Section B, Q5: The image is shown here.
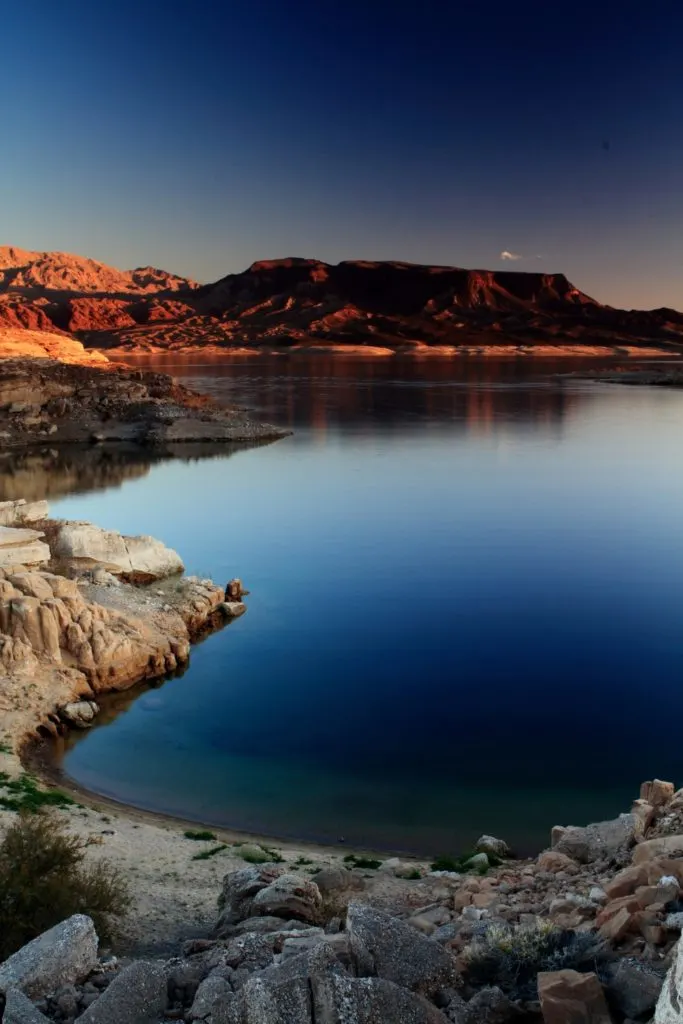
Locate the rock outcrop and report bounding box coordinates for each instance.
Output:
[51,523,184,580]
[0,358,288,448]
[0,500,235,749]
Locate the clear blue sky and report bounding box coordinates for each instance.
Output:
[2,0,682,309]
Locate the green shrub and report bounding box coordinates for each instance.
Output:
[295,856,314,866]
[0,813,130,959]
[0,772,75,813]
[463,921,606,1000]
[192,844,228,861]
[431,850,501,875]
[343,854,382,870]
[404,868,422,880]
[184,830,217,841]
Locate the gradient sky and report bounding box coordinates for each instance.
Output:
[2,0,682,309]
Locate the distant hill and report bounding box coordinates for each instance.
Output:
[1,249,681,352]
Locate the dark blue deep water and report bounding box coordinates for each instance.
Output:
[50,357,683,855]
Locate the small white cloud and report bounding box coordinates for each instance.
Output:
[534,254,546,261]
[500,250,522,261]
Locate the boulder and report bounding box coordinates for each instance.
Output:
[379,858,423,879]
[215,865,286,931]
[553,814,640,865]
[475,835,510,859]
[0,500,49,528]
[233,974,312,1023]
[655,935,683,1023]
[251,874,323,924]
[631,798,657,832]
[0,988,52,1024]
[59,700,99,728]
[537,850,579,874]
[310,972,448,1024]
[634,836,683,864]
[456,986,512,1024]
[0,526,50,569]
[78,961,168,1024]
[641,780,675,808]
[603,959,664,1020]
[463,853,489,871]
[538,969,612,1024]
[312,866,365,893]
[0,915,97,999]
[346,902,458,996]
[52,522,184,579]
[188,975,235,1022]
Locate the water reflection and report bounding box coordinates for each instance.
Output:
[0,440,274,502]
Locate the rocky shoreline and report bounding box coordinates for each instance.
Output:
[0,357,289,449]
[2,502,683,1020]
[2,778,683,1023]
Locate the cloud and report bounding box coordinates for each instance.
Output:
[500,250,522,261]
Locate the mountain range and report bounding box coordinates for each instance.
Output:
[0,247,681,353]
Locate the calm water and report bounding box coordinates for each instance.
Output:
[42,356,683,856]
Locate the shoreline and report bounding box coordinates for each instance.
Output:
[24,735,398,863]
[102,342,679,359]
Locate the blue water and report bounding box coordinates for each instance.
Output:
[52,357,683,855]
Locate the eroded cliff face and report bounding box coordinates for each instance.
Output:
[1,248,682,351]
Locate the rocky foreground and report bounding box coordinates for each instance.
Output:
[2,781,683,1023]
[0,356,288,449]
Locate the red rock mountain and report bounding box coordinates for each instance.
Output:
[1,249,682,352]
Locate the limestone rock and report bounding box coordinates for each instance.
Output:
[634,835,683,864]
[78,961,168,1024]
[538,969,611,1024]
[234,974,311,1023]
[346,902,458,996]
[553,814,640,865]
[0,915,98,999]
[641,779,675,808]
[59,700,99,728]
[0,500,49,528]
[0,526,50,569]
[537,850,579,873]
[655,935,683,1023]
[475,835,510,859]
[52,522,184,579]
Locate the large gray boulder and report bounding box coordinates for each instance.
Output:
[215,866,286,932]
[78,960,168,1024]
[236,974,312,1023]
[604,959,664,1020]
[52,522,184,579]
[188,975,236,1023]
[1,988,51,1024]
[310,972,448,1024]
[656,938,683,1023]
[251,874,323,924]
[346,903,458,996]
[0,915,98,999]
[552,813,640,865]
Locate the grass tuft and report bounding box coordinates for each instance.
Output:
[192,844,228,861]
[343,854,382,870]
[0,772,75,813]
[184,829,217,841]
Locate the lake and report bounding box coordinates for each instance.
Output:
[41,356,683,856]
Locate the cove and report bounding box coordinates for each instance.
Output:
[50,356,683,856]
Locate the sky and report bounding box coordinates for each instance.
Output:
[1,0,682,309]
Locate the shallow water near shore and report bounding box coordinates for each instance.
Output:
[47,355,683,856]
